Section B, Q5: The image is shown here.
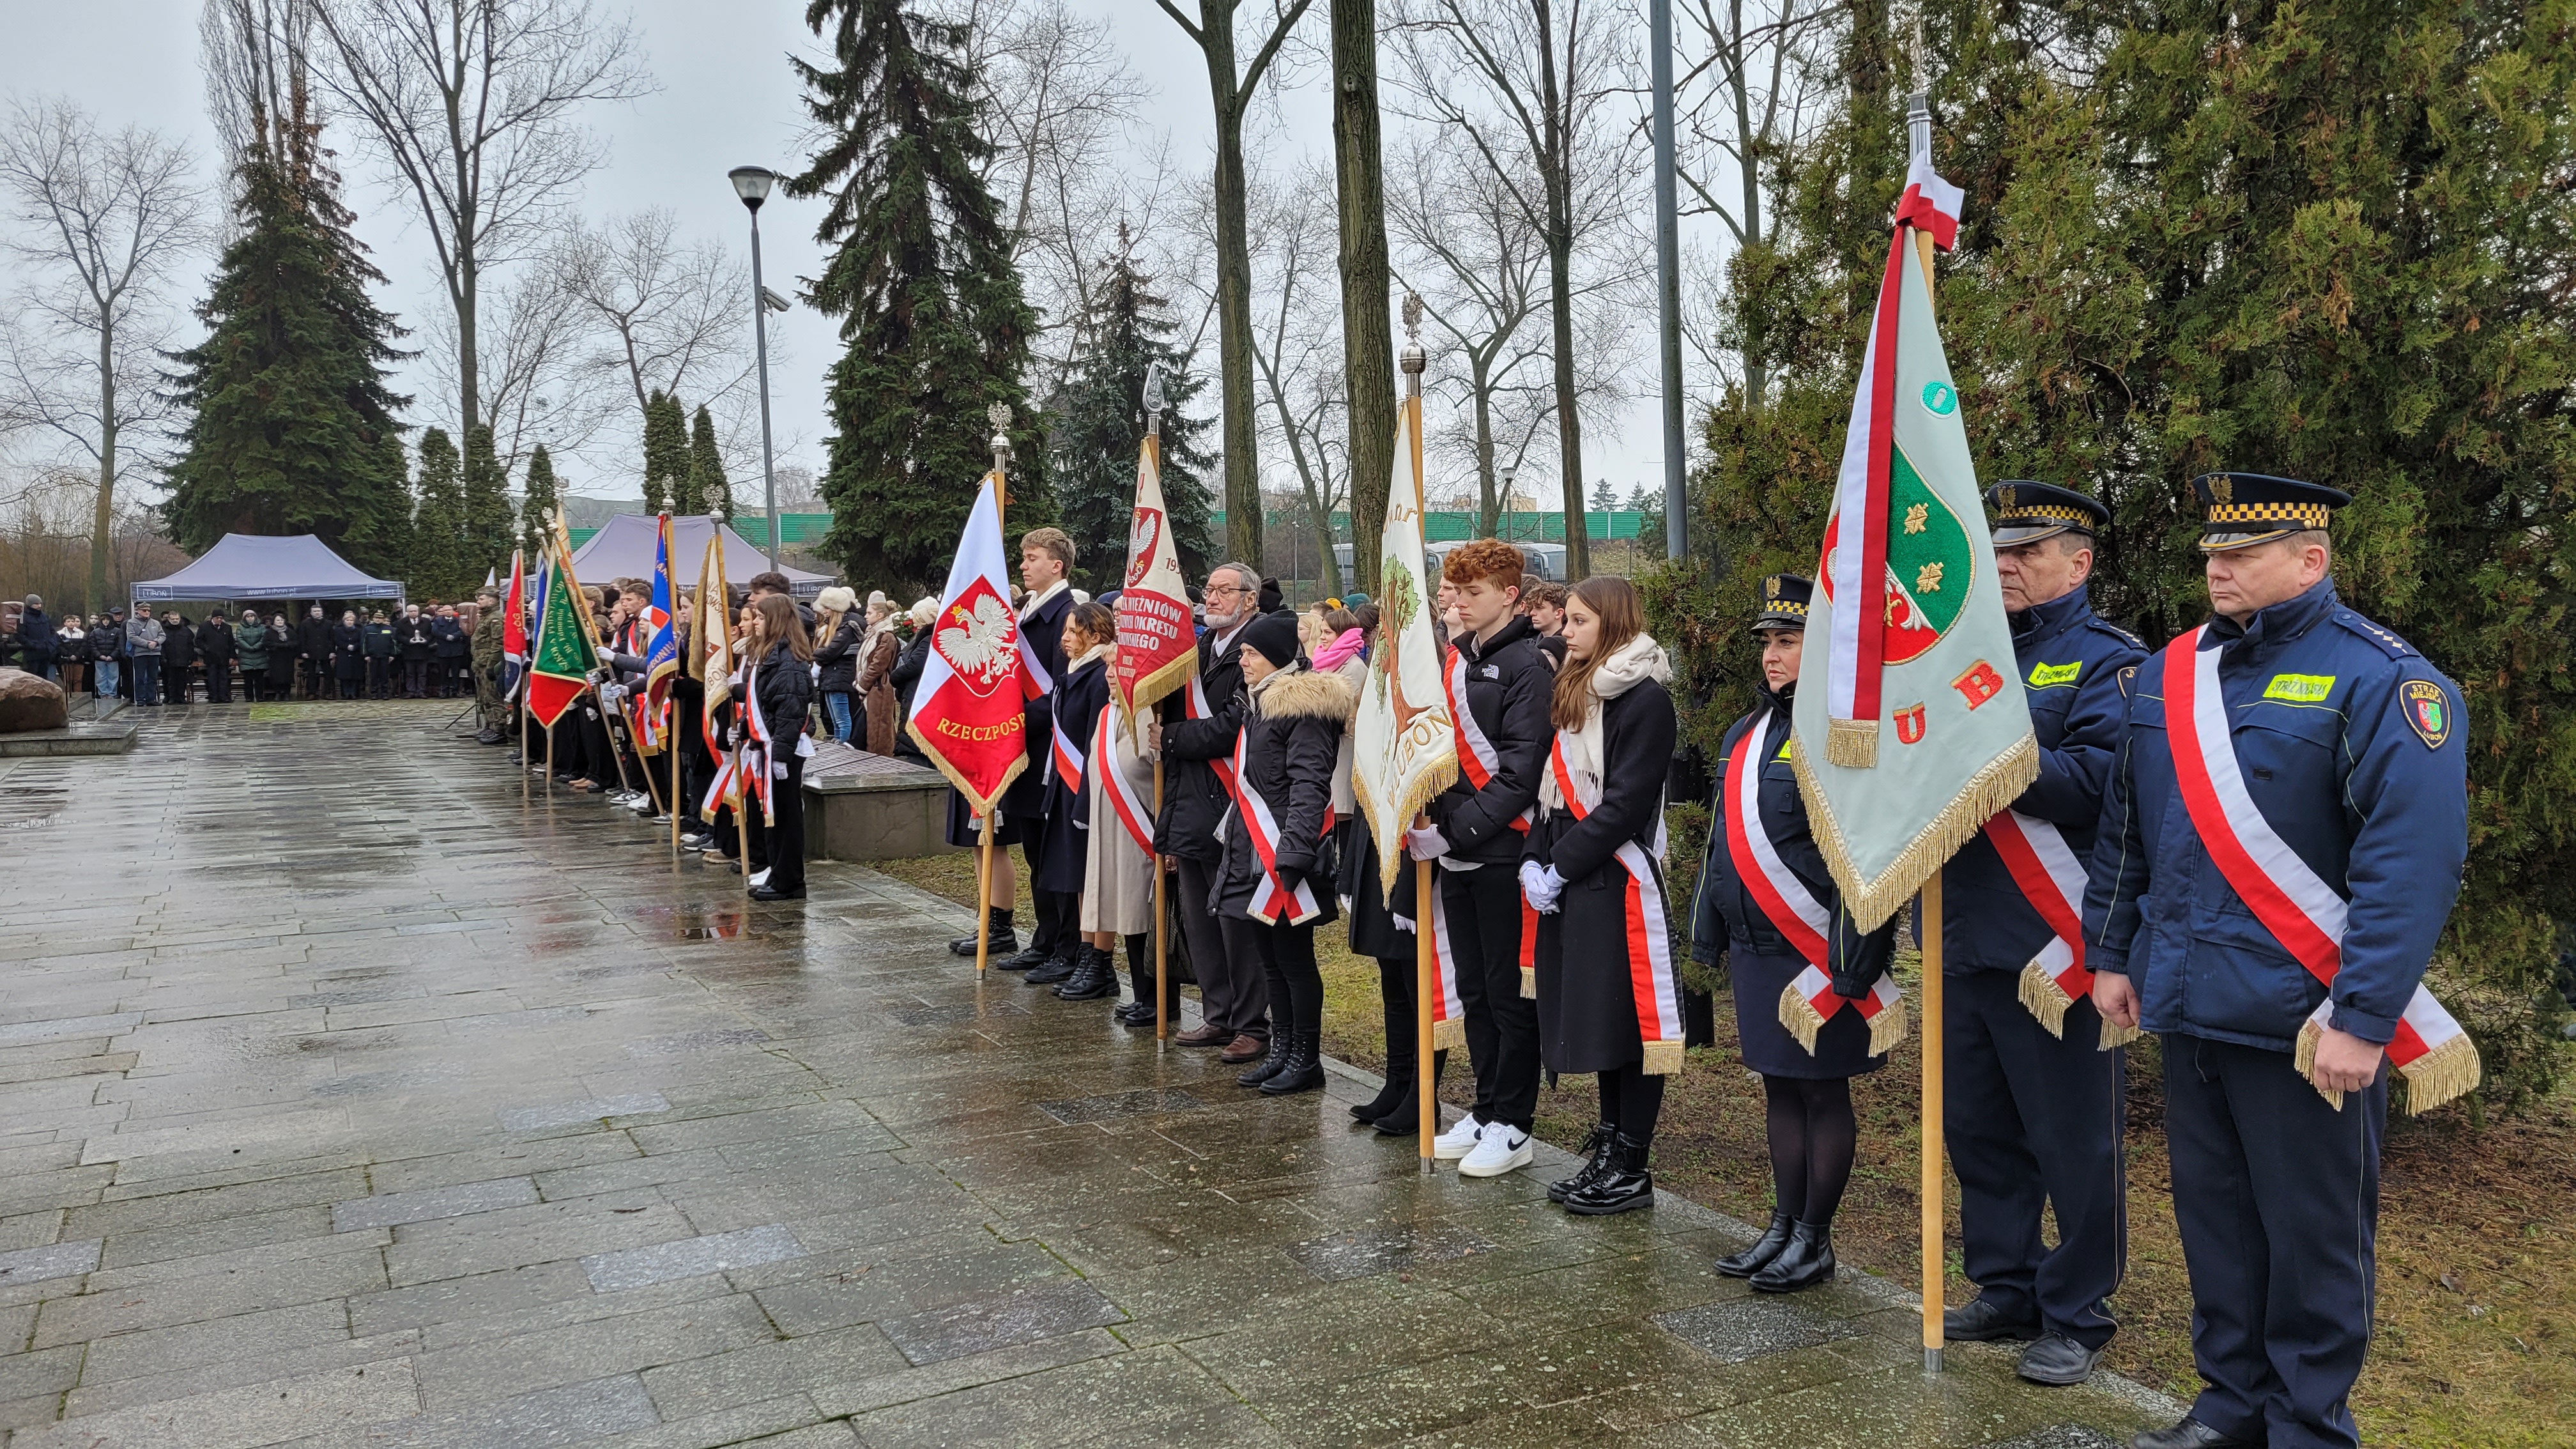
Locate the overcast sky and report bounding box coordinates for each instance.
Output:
[0,0,1666,508]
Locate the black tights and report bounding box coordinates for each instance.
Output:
[1254,919,1322,1038]
[1597,1065,1666,1144]
[1762,1074,1858,1225]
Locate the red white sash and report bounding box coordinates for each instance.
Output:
[1096,706,1156,856]
[2163,627,2477,1112]
[1230,727,1333,926]
[1546,734,1684,1072]
[739,661,775,826]
[1050,712,1085,795]
[1444,646,1531,832]
[1420,877,1468,1051]
[1721,710,1907,1057]
[1984,809,2136,1048]
[1186,673,1238,798]
[1016,585,1061,702]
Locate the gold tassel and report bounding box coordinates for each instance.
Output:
[2293,1020,2345,1112]
[1519,965,1537,1000]
[1351,752,1462,907]
[2398,1034,2481,1116]
[2019,960,2073,1039]
[1825,717,1879,769]
[1867,997,1910,1057]
[1432,1017,1466,1052]
[2098,1018,2143,1051]
[1777,984,1827,1054]
[1641,1039,1685,1076]
[1791,732,2041,930]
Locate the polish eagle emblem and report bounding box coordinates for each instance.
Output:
[935,585,1018,698]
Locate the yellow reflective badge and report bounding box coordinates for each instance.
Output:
[1774,739,1793,762]
[2262,673,2337,703]
[2027,660,2083,689]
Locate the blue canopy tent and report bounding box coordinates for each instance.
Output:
[130,533,405,606]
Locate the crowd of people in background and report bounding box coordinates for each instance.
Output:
[0,595,483,705]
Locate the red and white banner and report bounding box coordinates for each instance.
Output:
[2162,627,2478,1113]
[1114,437,1197,722]
[1547,735,1685,1073]
[1420,880,1467,1051]
[906,471,1031,816]
[1983,809,2136,1048]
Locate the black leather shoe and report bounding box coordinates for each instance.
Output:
[1547,1122,1615,1204]
[1715,1211,1795,1278]
[1237,1031,1294,1087]
[950,908,1016,958]
[2018,1332,2104,1386]
[2130,1416,2256,1449]
[995,942,1055,974]
[1748,1219,1835,1293]
[1944,1295,2042,1343]
[1259,1032,1324,1095]
[747,885,804,901]
[1054,947,1117,1000]
[1372,1049,1443,1137]
[1561,1133,1654,1216]
[1024,947,1078,985]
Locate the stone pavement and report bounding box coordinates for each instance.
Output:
[0,702,2176,1448]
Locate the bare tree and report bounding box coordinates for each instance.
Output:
[418,259,597,475]
[313,0,651,439]
[1153,0,1315,565]
[201,0,324,188]
[0,100,204,612]
[1246,160,1349,586]
[1390,0,1636,578]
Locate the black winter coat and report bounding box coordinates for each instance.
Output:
[1425,615,1551,864]
[1213,664,1351,925]
[1526,675,1678,1073]
[431,617,468,658]
[161,621,196,668]
[751,642,813,740]
[362,623,395,659]
[1002,586,1074,817]
[397,617,434,659]
[297,617,334,660]
[1155,620,1249,863]
[334,625,367,679]
[195,620,234,668]
[1037,651,1112,895]
[1688,682,1894,997]
[812,616,863,693]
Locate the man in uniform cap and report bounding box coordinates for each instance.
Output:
[2084,473,2471,1449]
[1938,482,2145,1385]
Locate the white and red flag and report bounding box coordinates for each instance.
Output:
[1114,434,1196,724]
[907,471,1031,815]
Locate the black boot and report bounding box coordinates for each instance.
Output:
[1716,1211,1796,1278]
[1260,1031,1324,1095]
[950,907,1016,958]
[1547,1122,1616,1204]
[1114,933,1160,1025]
[1748,1219,1836,1293]
[1351,991,1418,1123]
[1372,1048,1445,1136]
[1561,1133,1654,1216]
[1236,1029,1294,1087]
[1018,939,1077,981]
[1054,945,1117,1000]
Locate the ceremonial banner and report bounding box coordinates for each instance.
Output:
[691,535,734,762]
[499,550,526,704]
[1114,436,1195,724]
[907,471,1029,815]
[523,539,594,729]
[1350,391,1460,889]
[638,515,680,754]
[1792,160,2036,928]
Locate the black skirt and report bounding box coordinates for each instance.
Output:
[1729,946,1886,1080]
[944,786,1025,849]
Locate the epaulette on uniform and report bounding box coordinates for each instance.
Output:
[2087,617,2147,652]
[2331,609,2417,661]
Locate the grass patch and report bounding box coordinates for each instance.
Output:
[858,848,2572,1444]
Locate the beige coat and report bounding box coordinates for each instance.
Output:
[1081,698,1160,935]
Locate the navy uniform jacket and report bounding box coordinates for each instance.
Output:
[1943,587,2145,973]
[2080,579,2467,1052]
[1689,683,1895,994]
[1002,583,1074,818]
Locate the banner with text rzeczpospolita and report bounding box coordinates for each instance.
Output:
[907,471,1030,816]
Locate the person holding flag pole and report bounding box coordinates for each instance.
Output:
[498,549,527,804]
[1113,362,1199,1042]
[637,515,686,857]
[908,404,1036,970]
[522,530,610,811]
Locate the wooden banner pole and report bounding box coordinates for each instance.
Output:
[734,743,753,897]
[1153,758,1168,1048]
[1417,858,1436,1169]
[670,714,683,860]
[1922,872,1947,1372]
[975,815,997,972]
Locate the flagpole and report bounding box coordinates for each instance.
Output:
[1904,65,1948,1376]
[976,402,1014,975]
[1401,298,1437,1171]
[1144,383,1170,1050]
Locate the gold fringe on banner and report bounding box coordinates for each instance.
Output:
[2299,1020,2483,1116]
[1352,753,1461,908]
[2020,960,2075,1039]
[1825,717,1880,769]
[1779,985,1828,1054]
[1792,731,2041,930]
[1641,1039,1685,1075]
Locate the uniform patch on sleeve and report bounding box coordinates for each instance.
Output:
[2403,679,2451,749]
[2262,673,2337,703]
[2027,660,2083,688]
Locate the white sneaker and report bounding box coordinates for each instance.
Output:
[1431,1113,1484,1162]
[1457,1125,1533,1177]
[749,868,771,888]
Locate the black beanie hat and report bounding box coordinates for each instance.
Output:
[1240,611,1301,670]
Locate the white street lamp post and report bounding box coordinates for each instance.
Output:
[729,165,783,571]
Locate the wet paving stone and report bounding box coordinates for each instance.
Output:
[1283,1223,1501,1284]
[1652,1297,1864,1365]
[0,703,2180,1447]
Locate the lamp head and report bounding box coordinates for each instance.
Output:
[728,166,777,211]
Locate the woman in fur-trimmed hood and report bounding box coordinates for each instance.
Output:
[1213,611,1353,1098]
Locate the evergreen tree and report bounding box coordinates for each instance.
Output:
[341,431,415,585]
[689,406,733,520]
[410,428,466,598]
[788,0,1044,594]
[1046,245,1218,594]
[1588,480,1615,512]
[640,388,684,516]
[519,443,560,564]
[460,423,514,585]
[164,73,411,564]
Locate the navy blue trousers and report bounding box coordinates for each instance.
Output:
[1944,968,2126,1349]
[2166,1032,2384,1449]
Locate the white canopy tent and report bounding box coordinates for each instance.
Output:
[567,515,833,599]
[130,533,405,604]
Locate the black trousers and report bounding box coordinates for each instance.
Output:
[1945,968,2126,1349]
[750,755,806,892]
[206,663,232,703]
[1010,813,1075,959]
[366,658,391,697]
[2166,1032,2384,1449]
[306,656,328,698]
[401,657,427,696]
[1441,863,1539,1132]
[1174,855,1267,1039]
[1252,919,1321,1036]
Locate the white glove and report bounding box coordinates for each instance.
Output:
[1405,824,1450,862]
[1392,912,1415,935]
[1519,859,1564,915]
[595,645,615,664]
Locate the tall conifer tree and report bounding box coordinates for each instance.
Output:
[688,406,732,520]
[519,443,560,562]
[788,0,1043,594]
[640,388,679,515]
[1048,244,1216,594]
[165,66,410,572]
[460,423,514,584]
[411,427,465,597]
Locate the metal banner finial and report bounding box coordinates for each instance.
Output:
[988,401,1013,467]
[1400,292,1426,379]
